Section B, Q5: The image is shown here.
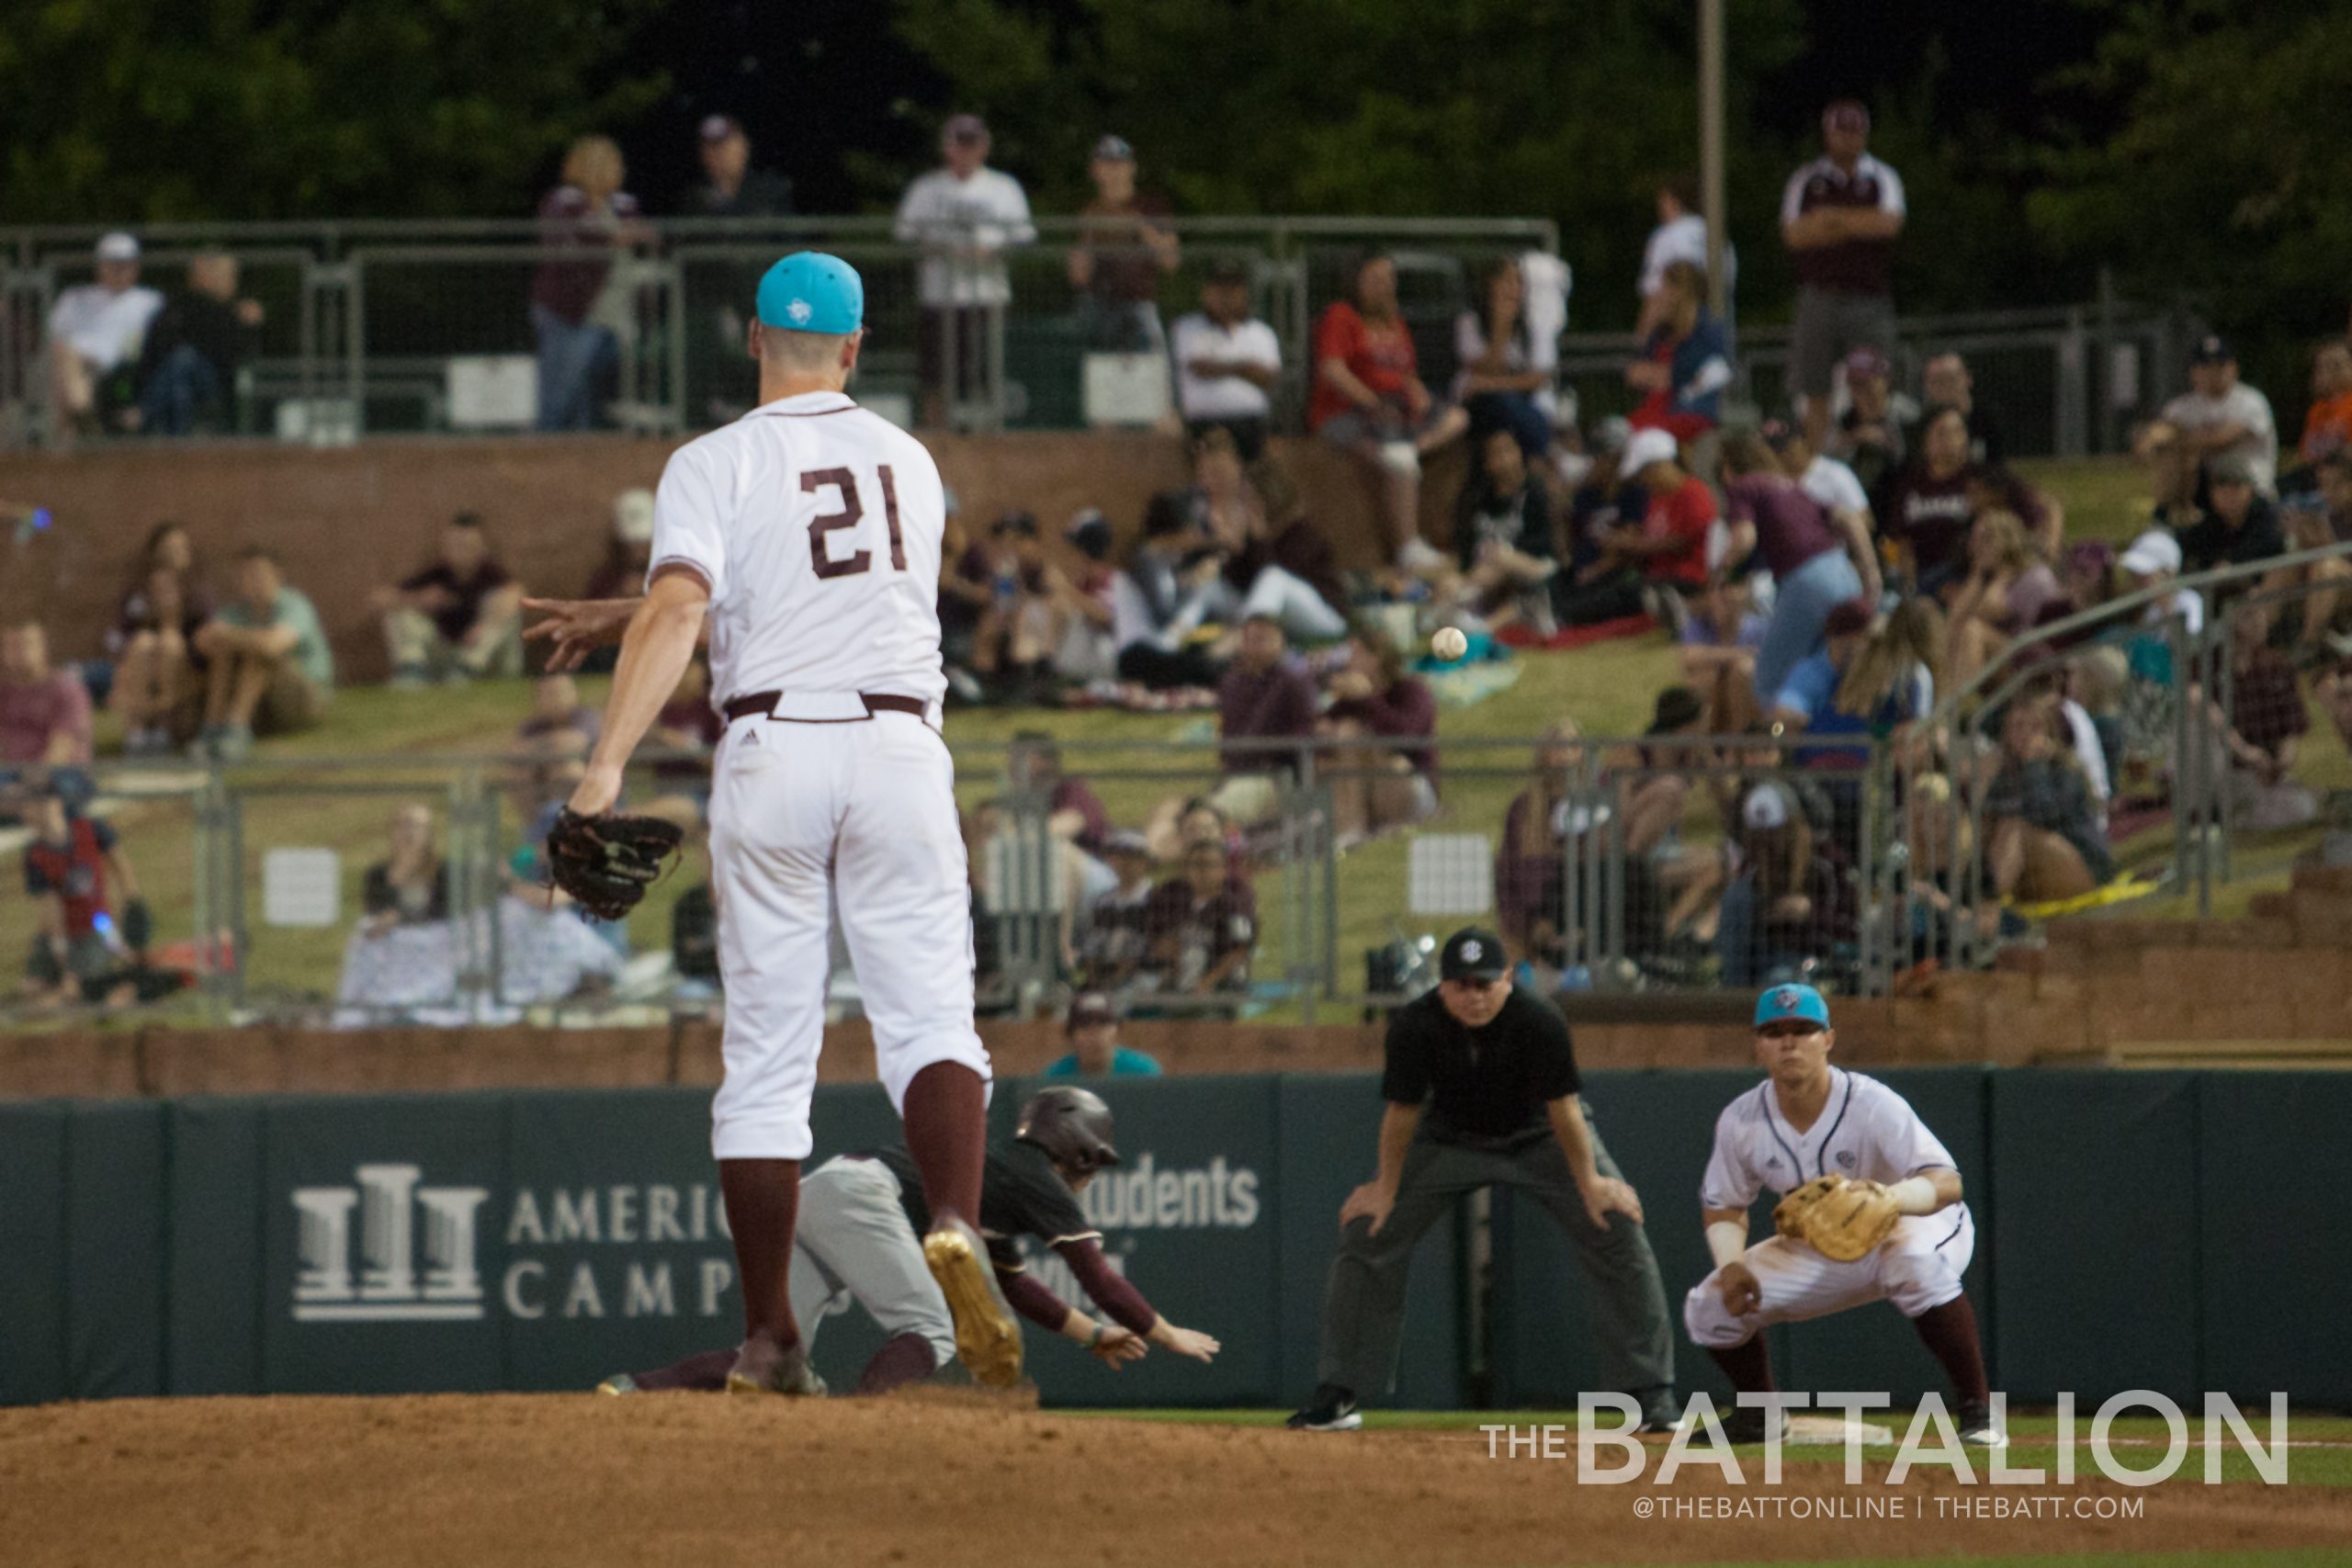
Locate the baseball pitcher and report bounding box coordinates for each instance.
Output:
[539,253,1011,1398]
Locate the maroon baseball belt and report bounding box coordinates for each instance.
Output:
[722,690,929,724]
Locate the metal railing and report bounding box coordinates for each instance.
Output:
[10,551,2343,1031]
[0,213,2188,456]
[0,214,1555,446]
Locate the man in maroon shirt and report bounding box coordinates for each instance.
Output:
[1321,626,1439,845]
[1010,730,1113,856]
[0,621,94,825]
[1206,614,1318,826]
[1781,101,1907,450]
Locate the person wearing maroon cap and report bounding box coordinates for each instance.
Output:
[1044,993,1164,1077]
[690,114,794,219]
[1782,101,1907,451]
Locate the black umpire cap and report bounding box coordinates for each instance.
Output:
[1440,927,1509,983]
[1018,1086,1122,1172]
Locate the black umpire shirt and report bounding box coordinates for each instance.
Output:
[871,1137,1102,1269]
[1381,988,1581,1148]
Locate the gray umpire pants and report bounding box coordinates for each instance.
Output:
[789,1156,958,1370]
[1316,1122,1676,1400]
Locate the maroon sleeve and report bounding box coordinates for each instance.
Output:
[1494,791,1542,939]
[1054,1237,1159,1335]
[1055,779,1114,847]
[996,1266,1072,1332]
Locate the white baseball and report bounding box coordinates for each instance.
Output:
[1431,626,1469,661]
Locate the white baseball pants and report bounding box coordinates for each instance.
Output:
[1683,1204,1975,1348]
[707,702,989,1160]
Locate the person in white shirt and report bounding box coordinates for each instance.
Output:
[45,231,164,445]
[2161,335,2278,497]
[894,113,1036,427]
[1170,259,1282,460]
[1637,176,1736,340]
[1453,256,1560,459]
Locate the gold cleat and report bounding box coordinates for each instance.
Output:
[923,1218,1023,1388]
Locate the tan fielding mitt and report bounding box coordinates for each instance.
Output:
[1771,1175,1902,1262]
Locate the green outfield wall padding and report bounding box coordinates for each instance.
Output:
[260,1092,511,1396]
[166,1099,266,1394]
[1002,1075,1284,1407]
[1990,1070,2200,1402]
[1275,1074,1464,1410]
[0,1104,70,1406]
[64,1101,167,1397]
[2197,1074,2352,1407]
[498,1088,741,1393]
[8,1068,2349,1411]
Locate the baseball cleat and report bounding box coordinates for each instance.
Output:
[1956,1400,2008,1448]
[1719,1405,1787,1445]
[724,1338,828,1398]
[1285,1386,1363,1432]
[595,1373,639,1396]
[923,1218,1023,1388]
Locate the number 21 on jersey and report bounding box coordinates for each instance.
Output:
[803,465,907,580]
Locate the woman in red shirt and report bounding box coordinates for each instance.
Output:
[1310,254,1468,570]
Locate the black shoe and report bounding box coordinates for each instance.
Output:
[1285,1384,1363,1431]
[1631,1388,1684,1435]
[1719,1404,1786,1444]
[1956,1399,2007,1448]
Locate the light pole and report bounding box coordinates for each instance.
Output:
[1699,0,1728,317]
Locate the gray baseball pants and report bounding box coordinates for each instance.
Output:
[790,1156,958,1369]
[1314,1122,1676,1401]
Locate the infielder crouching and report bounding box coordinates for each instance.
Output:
[1689,985,2003,1446]
[601,1089,1221,1395]
[542,252,1015,1399]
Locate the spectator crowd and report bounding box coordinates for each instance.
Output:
[17,95,2352,1026]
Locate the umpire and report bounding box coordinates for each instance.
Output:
[1288,927,1678,1430]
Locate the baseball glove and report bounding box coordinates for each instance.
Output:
[1771,1175,1902,1263]
[546,807,684,921]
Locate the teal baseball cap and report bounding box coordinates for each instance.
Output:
[755,252,864,334]
[1754,983,1832,1031]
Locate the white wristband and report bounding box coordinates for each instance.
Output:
[1888,1176,1939,1215]
[1706,1219,1749,1269]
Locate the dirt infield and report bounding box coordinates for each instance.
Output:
[1,1393,2345,1567]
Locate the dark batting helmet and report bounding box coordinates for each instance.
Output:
[1017,1087,1121,1173]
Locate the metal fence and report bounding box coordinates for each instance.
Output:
[1,214,2183,454]
[6,544,2340,1029]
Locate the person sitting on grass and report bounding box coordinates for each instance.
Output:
[1044,991,1164,1077]
[1136,838,1258,1009]
[1319,624,1439,848]
[359,805,451,939]
[21,787,147,1010]
[106,520,211,756]
[1074,830,1158,993]
[1447,427,1561,637]
[190,547,334,761]
[1678,578,1769,735]
[1981,688,2116,907]
[0,620,95,822]
[372,513,524,689]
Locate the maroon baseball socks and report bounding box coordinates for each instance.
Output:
[719,1156,804,1385]
[899,1061,987,1226]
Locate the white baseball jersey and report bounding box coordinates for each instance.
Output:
[1685,1068,1975,1344]
[657,387,989,1164]
[648,389,949,708]
[1700,1068,1958,1210]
